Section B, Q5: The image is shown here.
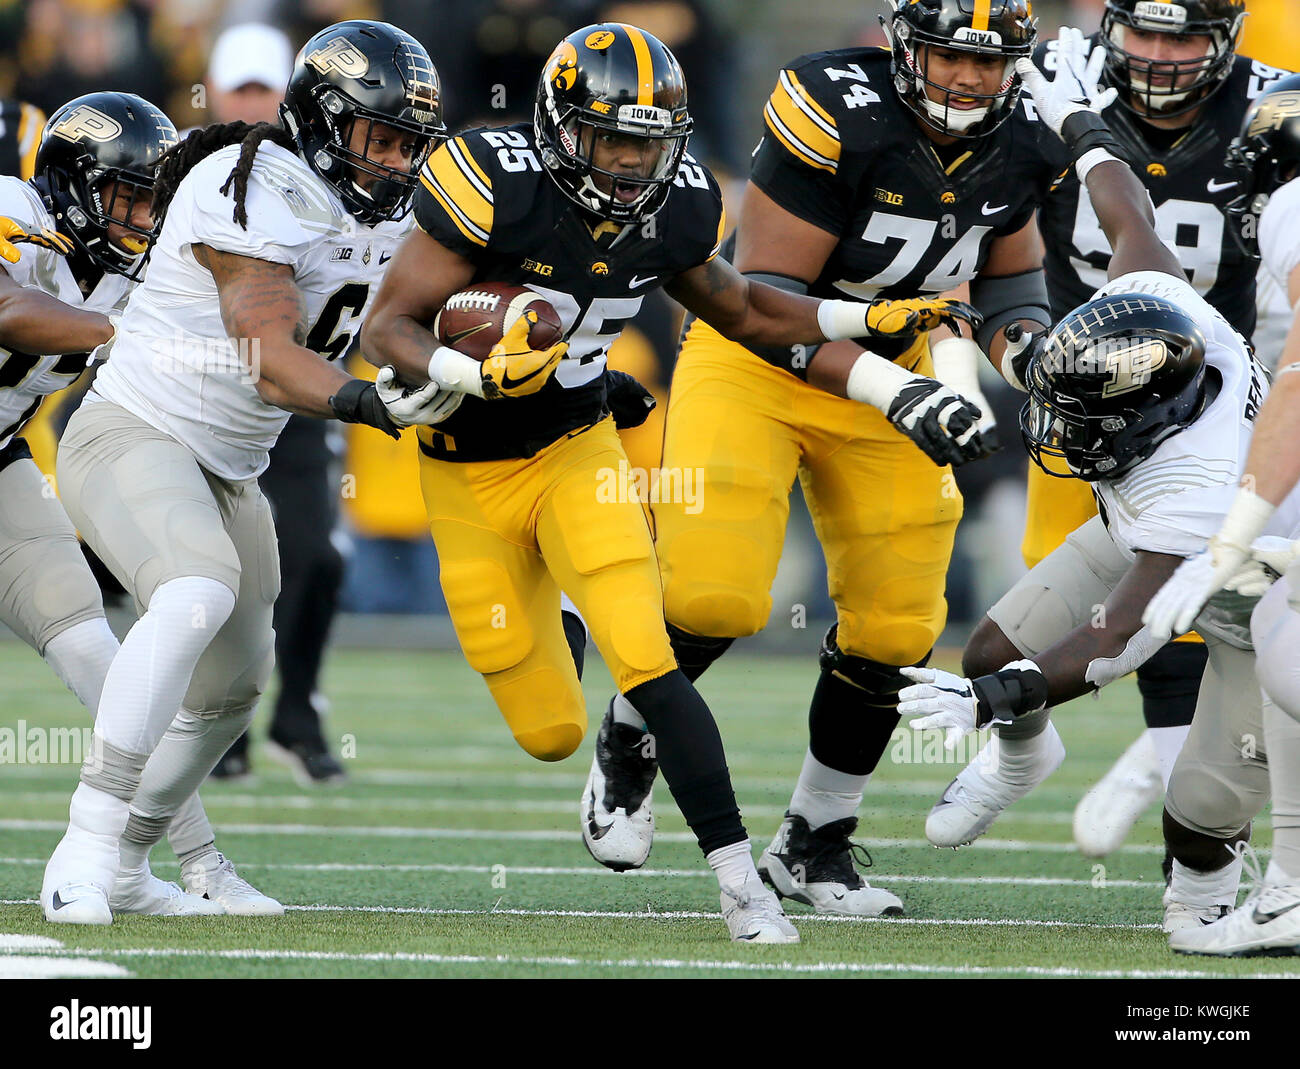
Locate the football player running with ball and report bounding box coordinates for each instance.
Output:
[41,21,457,925]
[2,92,281,919]
[1143,75,1300,955]
[362,23,982,943]
[898,40,1300,940]
[1021,1,1290,861]
[580,0,1052,917]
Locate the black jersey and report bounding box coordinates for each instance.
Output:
[1030,46,1291,338]
[412,123,725,462]
[750,49,1054,307]
[0,101,44,181]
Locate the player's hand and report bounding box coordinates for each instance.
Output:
[1000,322,1046,392]
[605,369,656,429]
[898,666,980,751]
[930,337,1001,453]
[1016,27,1117,138]
[1143,535,1254,640]
[479,311,567,400]
[1222,535,1299,598]
[885,376,988,467]
[375,365,464,427]
[864,297,983,341]
[0,216,75,263]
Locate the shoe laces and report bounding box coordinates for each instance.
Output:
[803,818,872,887]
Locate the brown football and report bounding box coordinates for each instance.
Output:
[433,283,564,362]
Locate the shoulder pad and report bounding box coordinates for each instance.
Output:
[418,129,508,249]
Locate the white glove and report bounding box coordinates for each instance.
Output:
[898,666,980,751]
[930,337,1000,451]
[1223,536,1300,598]
[375,365,464,427]
[1016,28,1117,138]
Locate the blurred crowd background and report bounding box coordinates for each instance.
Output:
[5,0,1299,637]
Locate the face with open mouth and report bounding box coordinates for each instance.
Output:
[100,179,156,258]
[921,44,1009,116]
[582,127,666,204]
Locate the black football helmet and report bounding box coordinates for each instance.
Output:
[881,0,1037,139]
[535,23,692,223]
[1020,293,1209,481]
[280,20,447,224]
[1100,0,1245,118]
[34,92,177,280]
[1224,73,1300,258]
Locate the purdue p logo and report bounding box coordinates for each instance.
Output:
[306,38,370,79]
[52,106,123,144]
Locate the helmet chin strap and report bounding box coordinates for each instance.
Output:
[921,93,991,133]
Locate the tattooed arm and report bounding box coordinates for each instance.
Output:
[196,244,352,417]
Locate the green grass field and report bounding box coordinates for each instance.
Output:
[1,640,1296,979]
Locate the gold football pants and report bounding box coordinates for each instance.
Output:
[654,320,962,666]
[418,417,676,761]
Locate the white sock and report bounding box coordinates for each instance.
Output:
[1169,855,1242,908]
[706,839,759,890]
[42,617,119,715]
[45,783,129,894]
[788,750,867,830]
[94,576,235,756]
[610,692,647,732]
[1148,725,1190,790]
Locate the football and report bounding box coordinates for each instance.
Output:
[433,283,564,361]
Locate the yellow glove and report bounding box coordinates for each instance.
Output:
[479,311,567,399]
[0,217,75,264]
[865,297,983,340]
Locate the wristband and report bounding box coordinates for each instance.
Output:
[816,299,870,342]
[971,659,1048,727]
[427,345,485,399]
[1217,486,1278,551]
[844,348,917,410]
[1076,147,1123,184]
[930,337,984,398]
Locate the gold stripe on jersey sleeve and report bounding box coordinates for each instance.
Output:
[420,138,493,246]
[763,71,840,173]
[18,103,46,183]
[706,204,728,261]
[973,0,992,31]
[624,24,654,105]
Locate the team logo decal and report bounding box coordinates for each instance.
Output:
[590,261,609,275]
[52,106,123,144]
[585,30,616,50]
[306,38,370,79]
[940,191,956,204]
[1146,162,1168,177]
[1099,338,1170,397]
[1248,92,1300,138]
[547,42,579,91]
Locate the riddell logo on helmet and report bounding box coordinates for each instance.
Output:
[954,27,1002,46]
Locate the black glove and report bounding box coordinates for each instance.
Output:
[886,378,987,468]
[606,369,656,430]
[328,379,401,440]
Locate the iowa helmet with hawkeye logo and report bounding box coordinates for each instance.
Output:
[1224,73,1300,258]
[34,91,177,281]
[535,23,693,224]
[280,20,447,224]
[1020,293,1208,481]
[1100,0,1245,118]
[882,0,1037,139]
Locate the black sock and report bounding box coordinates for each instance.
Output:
[625,669,745,855]
[1138,642,1208,729]
[561,609,587,680]
[665,622,734,683]
[807,667,901,777]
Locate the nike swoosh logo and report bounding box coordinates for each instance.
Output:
[379,251,392,265]
[51,890,71,910]
[830,891,845,901]
[628,274,657,289]
[1207,179,1237,193]
[1253,899,1300,924]
[586,802,614,841]
[447,323,493,346]
[982,202,1008,216]
[498,363,551,392]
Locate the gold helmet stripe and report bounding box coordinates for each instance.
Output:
[622,23,655,106]
[973,0,992,32]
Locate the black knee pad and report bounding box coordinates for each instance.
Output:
[1163,807,1249,872]
[1138,642,1208,728]
[665,622,734,683]
[561,609,587,679]
[818,625,931,713]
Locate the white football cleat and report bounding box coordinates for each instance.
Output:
[926,722,1066,847]
[759,812,904,916]
[580,702,656,871]
[1171,880,1300,956]
[720,875,800,944]
[42,882,112,926]
[1073,731,1163,858]
[1163,852,1242,933]
[182,851,284,916]
[110,864,225,916]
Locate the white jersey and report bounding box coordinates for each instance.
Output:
[92,141,411,480]
[0,176,130,450]
[1255,176,1300,372]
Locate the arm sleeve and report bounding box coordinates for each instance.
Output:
[413,134,496,257]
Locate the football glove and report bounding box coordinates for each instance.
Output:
[480,311,567,400]
[899,661,1048,750]
[374,365,464,426]
[864,297,983,341]
[886,377,989,467]
[328,379,401,440]
[0,217,75,263]
[999,322,1045,392]
[1016,28,1117,139]
[606,369,656,429]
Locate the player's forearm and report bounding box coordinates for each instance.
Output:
[804,339,864,397]
[1241,367,1300,506]
[360,311,438,385]
[1085,160,1184,281]
[0,287,112,354]
[253,339,352,418]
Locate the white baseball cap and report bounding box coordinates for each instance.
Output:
[208,23,294,94]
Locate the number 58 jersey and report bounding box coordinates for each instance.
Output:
[92,140,411,481]
[749,49,1053,306]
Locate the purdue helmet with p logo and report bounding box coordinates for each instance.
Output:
[34,91,177,280]
[280,20,447,224]
[1020,293,1209,481]
[534,23,693,223]
[1224,73,1300,258]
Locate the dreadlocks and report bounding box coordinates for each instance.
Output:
[151,121,298,230]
